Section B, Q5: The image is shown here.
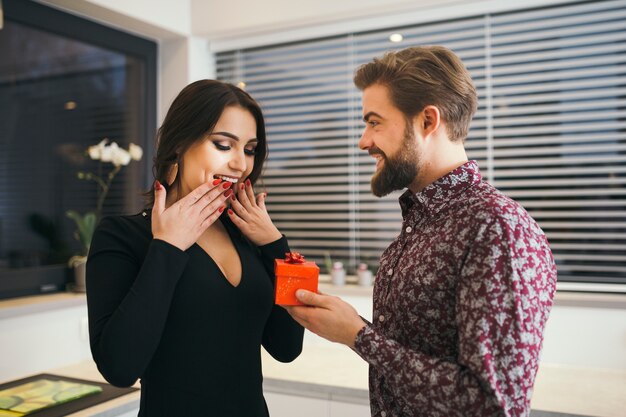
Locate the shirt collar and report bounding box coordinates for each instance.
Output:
[399,160,482,218]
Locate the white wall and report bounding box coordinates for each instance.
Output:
[35,0,213,124]
[191,0,463,38]
[37,0,191,38]
[194,0,586,51]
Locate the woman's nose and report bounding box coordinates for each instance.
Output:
[229,150,247,172]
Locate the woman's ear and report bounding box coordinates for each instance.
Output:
[167,163,178,186]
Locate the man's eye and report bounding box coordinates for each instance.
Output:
[369,120,379,127]
[214,142,231,151]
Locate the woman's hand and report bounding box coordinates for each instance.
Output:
[228,179,282,246]
[152,179,232,251]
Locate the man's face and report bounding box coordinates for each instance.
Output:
[359,84,422,197]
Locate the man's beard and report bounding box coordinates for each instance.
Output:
[370,123,421,197]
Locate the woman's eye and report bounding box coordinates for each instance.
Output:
[244,147,257,156]
[213,142,231,151]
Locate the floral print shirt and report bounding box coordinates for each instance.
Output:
[354,161,557,417]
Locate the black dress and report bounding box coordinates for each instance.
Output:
[86,212,304,416]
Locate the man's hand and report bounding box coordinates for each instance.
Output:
[284,290,366,348]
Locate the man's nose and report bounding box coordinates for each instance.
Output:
[358,130,371,150]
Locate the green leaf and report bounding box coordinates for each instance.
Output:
[66,210,97,254]
[323,251,333,274]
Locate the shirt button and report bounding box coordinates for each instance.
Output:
[379,315,385,322]
[381,412,387,417]
[405,226,412,233]
[387,269,393,276]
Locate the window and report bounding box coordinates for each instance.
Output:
[216,0,626,286]
[0,0,156,297]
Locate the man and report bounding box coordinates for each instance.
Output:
[285,46,557,417]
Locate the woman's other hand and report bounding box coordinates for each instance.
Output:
[228,179,282,246]
[152,179,232,251]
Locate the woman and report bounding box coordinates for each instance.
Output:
[86,80,304,416]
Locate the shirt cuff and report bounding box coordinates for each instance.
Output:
[353,324,375,359]
[258,235,290,260]
[151,238,189,256]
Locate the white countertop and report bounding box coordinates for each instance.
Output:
[3,284,625,321]
[0,292,86,319]
[2,292,625,416]
[7,344,619,417]
[262,344,369,403]
[262,343,626,417]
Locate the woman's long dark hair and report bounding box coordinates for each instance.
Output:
[144,80,268,209]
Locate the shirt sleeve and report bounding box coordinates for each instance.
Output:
[86,216,189,387]
[258,236,304,362]
[353,215,555,416]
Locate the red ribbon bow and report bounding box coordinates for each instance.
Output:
[284,252,305,264]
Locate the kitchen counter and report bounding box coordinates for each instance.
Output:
[3,345,621,417]
[0,292,86,319]
[3,283,625,320]
[2,292,625,416]
[261,344,626,417]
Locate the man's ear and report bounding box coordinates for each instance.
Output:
[421,105,441,137]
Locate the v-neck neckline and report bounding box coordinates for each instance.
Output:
[193,217,245,289]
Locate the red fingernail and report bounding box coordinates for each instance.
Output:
[245,179,251,187]
[228,209,234,215]
[231,194,236,201]
[224,189,233,198]
[155,180,163,191]
[212,178,222,186]
[218,206,225,213]
[222,181,232,189]
[240,183,244,190]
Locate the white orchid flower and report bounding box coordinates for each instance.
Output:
[70,138,142,255]
[128,143,143,161]
[87,138,108,160]
[87,145,101,160]
[112,147,132,167]
[100,142,118,162]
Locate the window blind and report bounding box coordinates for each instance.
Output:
[216,0,626,285]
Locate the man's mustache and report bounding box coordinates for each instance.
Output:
[368,148,385,158]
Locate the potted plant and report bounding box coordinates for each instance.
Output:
[67,139,143,291]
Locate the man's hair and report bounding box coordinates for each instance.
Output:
[353,45,477,142]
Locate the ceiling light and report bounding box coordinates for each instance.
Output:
[389,33,403,43]
[64,101,77,110]
[237,81,246,89]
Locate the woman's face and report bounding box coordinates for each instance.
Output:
[178,106,258,196]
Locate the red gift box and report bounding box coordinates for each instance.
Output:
[274,252,319,305]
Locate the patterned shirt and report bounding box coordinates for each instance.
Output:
[354,161,557,417]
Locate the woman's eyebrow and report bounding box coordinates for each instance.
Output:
[210,131,258,143]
